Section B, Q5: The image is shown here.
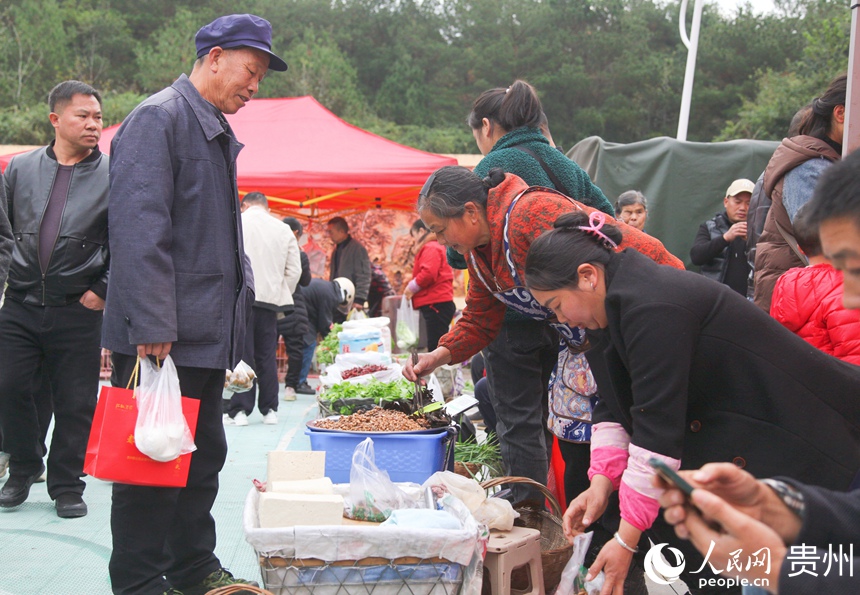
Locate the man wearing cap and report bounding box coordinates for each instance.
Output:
[690,178,755,296]
[101,13,287,595]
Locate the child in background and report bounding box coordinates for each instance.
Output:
[770,204,860,365]
[614,190,648,231]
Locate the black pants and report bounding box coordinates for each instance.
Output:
[0,366,54,456]
[484,319,558,503]
[227,306,278,416]
[277,307,308,389]
[109,352,228,595]
[0,298,101,498]
[418,300,456,351]
[557,439,591,506]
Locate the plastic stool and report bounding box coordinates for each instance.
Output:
[483,526,543,595]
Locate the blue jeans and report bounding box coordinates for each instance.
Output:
[299,342,316,385]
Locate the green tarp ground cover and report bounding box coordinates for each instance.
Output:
[568,136,779,268]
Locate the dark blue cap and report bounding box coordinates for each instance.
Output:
[195,14,288,72]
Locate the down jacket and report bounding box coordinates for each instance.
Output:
[771,263,860,366]
[753,136,839,311]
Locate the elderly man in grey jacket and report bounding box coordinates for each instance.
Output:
[101,14,287,595]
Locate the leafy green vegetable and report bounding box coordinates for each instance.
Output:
[315,323,343,366]
[320,378,413,404]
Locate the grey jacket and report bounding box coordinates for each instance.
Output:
[3,145,109,305]
[0,173,12,286]
[329,235,371,303]
[102,74,253,369]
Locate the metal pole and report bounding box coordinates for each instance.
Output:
[845,0,860,155]
[677,0,704,141]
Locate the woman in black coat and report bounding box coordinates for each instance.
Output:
[524,211,860,595]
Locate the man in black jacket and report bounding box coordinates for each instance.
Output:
[278,217,312,400]
[0,80,109,518]
[690,179,754,295]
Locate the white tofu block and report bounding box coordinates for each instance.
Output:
[269,478,334,494]
[258,493,344,528]
[267,450,326,483]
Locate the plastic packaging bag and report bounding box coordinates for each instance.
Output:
[345,438,412,522]
[554,532,605,595]
[422,471,517,530]
[343,317,392,353]
[337,328,384,354]
[224,360,256,393]
[395,295,420,350]
[135,356,197,462]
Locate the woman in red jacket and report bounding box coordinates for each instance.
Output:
[403,220,455,351]
[770,204,860,365]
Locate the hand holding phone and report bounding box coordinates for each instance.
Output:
[649,457,696,497]
[651,457,724,532]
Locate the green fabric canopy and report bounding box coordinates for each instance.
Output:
[568,135,779,268]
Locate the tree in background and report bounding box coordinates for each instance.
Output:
[0,0,850,150]
[718,0,849,140]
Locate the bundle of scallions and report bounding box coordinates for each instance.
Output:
[453,433,502,478]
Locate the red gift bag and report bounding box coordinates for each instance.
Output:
[84,371,201,487]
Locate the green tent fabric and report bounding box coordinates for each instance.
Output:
[568,136,779,268]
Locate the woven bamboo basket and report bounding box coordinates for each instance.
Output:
[481,476,572,593]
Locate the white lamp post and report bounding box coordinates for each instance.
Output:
[677,0,704,141]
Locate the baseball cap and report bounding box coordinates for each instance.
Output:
[725,178,755,197]
[195,14,288,72]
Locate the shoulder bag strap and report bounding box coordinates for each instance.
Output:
[513,145,571,197]
[774,219,810,266]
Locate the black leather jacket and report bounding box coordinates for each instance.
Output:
[4,144,109,306]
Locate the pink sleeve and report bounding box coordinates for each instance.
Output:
[618,445,680,532]
[588,422,630,491]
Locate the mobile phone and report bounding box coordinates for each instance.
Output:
[649,457,696,497]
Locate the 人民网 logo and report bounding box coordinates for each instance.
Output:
[644,543,686,585]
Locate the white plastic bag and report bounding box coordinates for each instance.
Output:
[347,308,368,320]
[224,360,256,393]
[345,438,411,522]
[396,295,420,350]
[554,532,604,595]
[135,356,196,462]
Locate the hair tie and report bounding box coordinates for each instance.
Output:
[577,211,618,249]
[505,87,511,94]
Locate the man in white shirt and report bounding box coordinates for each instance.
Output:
[225,191,301,425]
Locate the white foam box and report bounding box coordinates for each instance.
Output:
[258,492,344,528]
[269,478,334,495]
[267,451,326,485]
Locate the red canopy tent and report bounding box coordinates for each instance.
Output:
[1,96,456,217]
[95,95,456,218]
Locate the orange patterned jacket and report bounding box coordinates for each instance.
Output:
[438,174,684,363]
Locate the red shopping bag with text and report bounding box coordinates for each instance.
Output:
[84,360,200,487]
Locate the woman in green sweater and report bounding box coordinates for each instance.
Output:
[448,80,615,508]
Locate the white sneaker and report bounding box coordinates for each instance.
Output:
[233,411,249,426]
[283,387,297,401]
[222,413,234,426]
[262,411,278,425]
[0,452,9,479]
